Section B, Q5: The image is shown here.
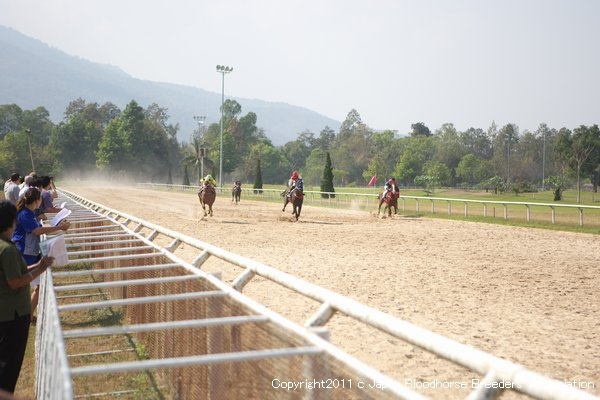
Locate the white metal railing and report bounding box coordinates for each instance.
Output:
[137,183,600,227]
[40,189,599,399]
[36,195,424,400]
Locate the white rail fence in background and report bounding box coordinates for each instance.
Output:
[137,183,600,226]
[34,189,598,399]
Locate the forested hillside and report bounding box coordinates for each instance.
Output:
[0,25,340,146]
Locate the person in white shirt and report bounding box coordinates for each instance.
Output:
[3,173,21,205]
[18,175,34,201]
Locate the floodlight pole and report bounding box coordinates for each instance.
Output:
[193,116,206,181]
[216,65,233,188]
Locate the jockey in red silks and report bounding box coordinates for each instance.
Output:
[287,171,300,198]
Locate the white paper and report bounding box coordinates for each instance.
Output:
[40,234,69,266]
[50,207,71,227]
[60,201,67,208]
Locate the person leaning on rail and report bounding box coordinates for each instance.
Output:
[12,188,70,324]
[0,200,54,395]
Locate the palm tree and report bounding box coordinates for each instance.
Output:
[182,137,206,185]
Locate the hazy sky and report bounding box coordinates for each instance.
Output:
[1,0,599,135]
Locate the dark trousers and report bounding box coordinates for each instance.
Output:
[0,313,31,393]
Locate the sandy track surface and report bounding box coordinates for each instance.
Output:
[59,184,600,399]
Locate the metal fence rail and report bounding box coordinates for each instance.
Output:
[34,189,598,399]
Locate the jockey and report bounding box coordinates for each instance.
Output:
[233,178,241,187]
[391,178,399,197]
[199,174,216,193]
[382,178,395,199]
[391,178,400,213]
[286,171,303,198]
[204,174,216,186]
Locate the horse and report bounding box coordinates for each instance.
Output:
[282,188,303,221]
[231,182,241,204]
[377,190,398,217]
[197,182,216,217]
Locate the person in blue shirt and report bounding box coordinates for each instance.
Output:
[13,187,70,323]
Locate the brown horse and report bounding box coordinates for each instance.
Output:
[377,191,398,217]
[231,182,241,204]
[282,188,303,221]
[198,182,216,217]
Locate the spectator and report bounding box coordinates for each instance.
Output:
[0,200,53,394]
[17,176,34,201]
[12,188,69,323]
[38,176,62,214]
[3,174,20,205]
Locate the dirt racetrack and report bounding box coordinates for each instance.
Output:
[59,183,599,399]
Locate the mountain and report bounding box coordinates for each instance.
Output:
[0,26,340,146]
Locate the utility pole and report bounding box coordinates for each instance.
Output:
[25,129,35,173]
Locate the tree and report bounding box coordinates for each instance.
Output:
[166,167,173,185]
[222,99,242,119]
[582,125,600,193]
[513,129,541,184]
[338,109,362,141]
[235,111,260,156]
[410,122,431,137]
[182,137,205,185]
[0,104,23,138]
[320,152,335,198]
[363,130,399,184]
[96,119,131,174]
[182,165,190,186]
[49,115,102,178]
[482,176,504,194]
[460,127,492,160]
[555,125,600,203]
[433,123,465,185]
[0,130,30,175]
[394,136,436,185]
[303,148,327,186]
[244,141,287,184]
[253,158,263,194]
[489,123,519,187]
[423,161,452,187]
[414,175,438,195]
[314,126,336,151]
[455,154,489,186]
[281,131,312,171]
[332,111,372,185]
[544,175,565,201]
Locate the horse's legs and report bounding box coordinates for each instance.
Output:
[282,197,289,212]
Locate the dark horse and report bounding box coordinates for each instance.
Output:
[198,181,216,217]
[282,188,303,221]
[378,191,398,217]
[231,182,241,204]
